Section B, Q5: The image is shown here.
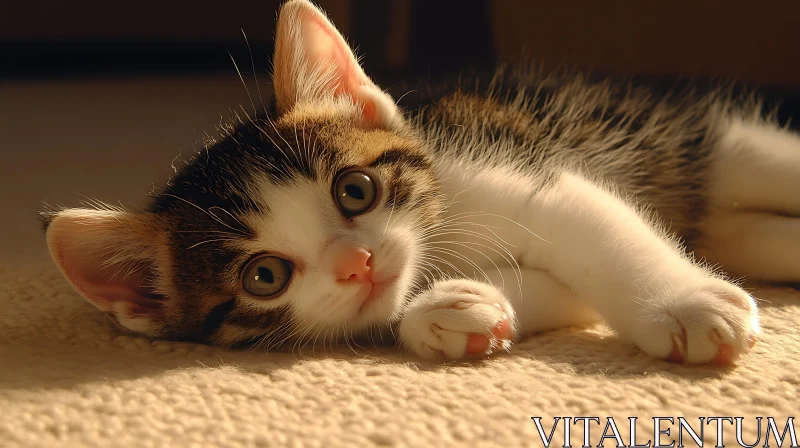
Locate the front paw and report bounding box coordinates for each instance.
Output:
[630,277,760,365]
[398,279,516,361]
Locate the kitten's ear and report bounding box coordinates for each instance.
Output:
[45,208,168,337]
[273,0,402,129]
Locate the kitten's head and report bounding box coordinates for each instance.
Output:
[43,0,443,346]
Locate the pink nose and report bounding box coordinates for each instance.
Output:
[334,248,372,282]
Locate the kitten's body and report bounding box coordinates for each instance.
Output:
[393,68,780,361]
[44,1,800,364]
[405,68,727,243]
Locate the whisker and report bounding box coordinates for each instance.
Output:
[424,240,521,293]
[421,227,523,278]
[381,189,398,242]
[419,253,471,281]
[158,193,248,234]
[208,206,250,233]
[394,89,418,105]
[241,29,265,111]
[447,211,551,244]
[424,247,492,284]
[229,52,257,114]
[185,238,238,249]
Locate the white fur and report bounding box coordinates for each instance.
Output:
[698,120,800,280]
[710,119,800,214]
[236,175,420,345]
[398,279,514,360]
[402,162,761,363]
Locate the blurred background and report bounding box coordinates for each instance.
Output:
[1,0,799,260]
[4,0,800,84]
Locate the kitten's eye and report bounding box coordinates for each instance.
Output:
[241,255,293,297]
[333,169,379,217]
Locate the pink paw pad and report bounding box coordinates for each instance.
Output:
[664,329,757,365]
[465,314,513,357]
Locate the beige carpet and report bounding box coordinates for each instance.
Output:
[1,77,798,447]
[1,262,798,447]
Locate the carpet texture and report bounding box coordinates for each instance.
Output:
[1,260,798,447]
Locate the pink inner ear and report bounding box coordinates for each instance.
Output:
[60,253,165,319]
[80,280,165,318]
[300,10,379,123]
[49,224,165,320]
[273,0,398,126]
[302,14,362,96]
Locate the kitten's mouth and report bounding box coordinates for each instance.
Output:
[358,276,398,314]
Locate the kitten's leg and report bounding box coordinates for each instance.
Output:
[710,120,800,215]
[701,119,800,281]
[519,172,760,364]
[484,267,600,334]
[397,269,599,361]
[398,278,516,361]
[398,267,600,361]
[700,212,800,281]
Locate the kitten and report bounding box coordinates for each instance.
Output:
[44,0,800,364]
